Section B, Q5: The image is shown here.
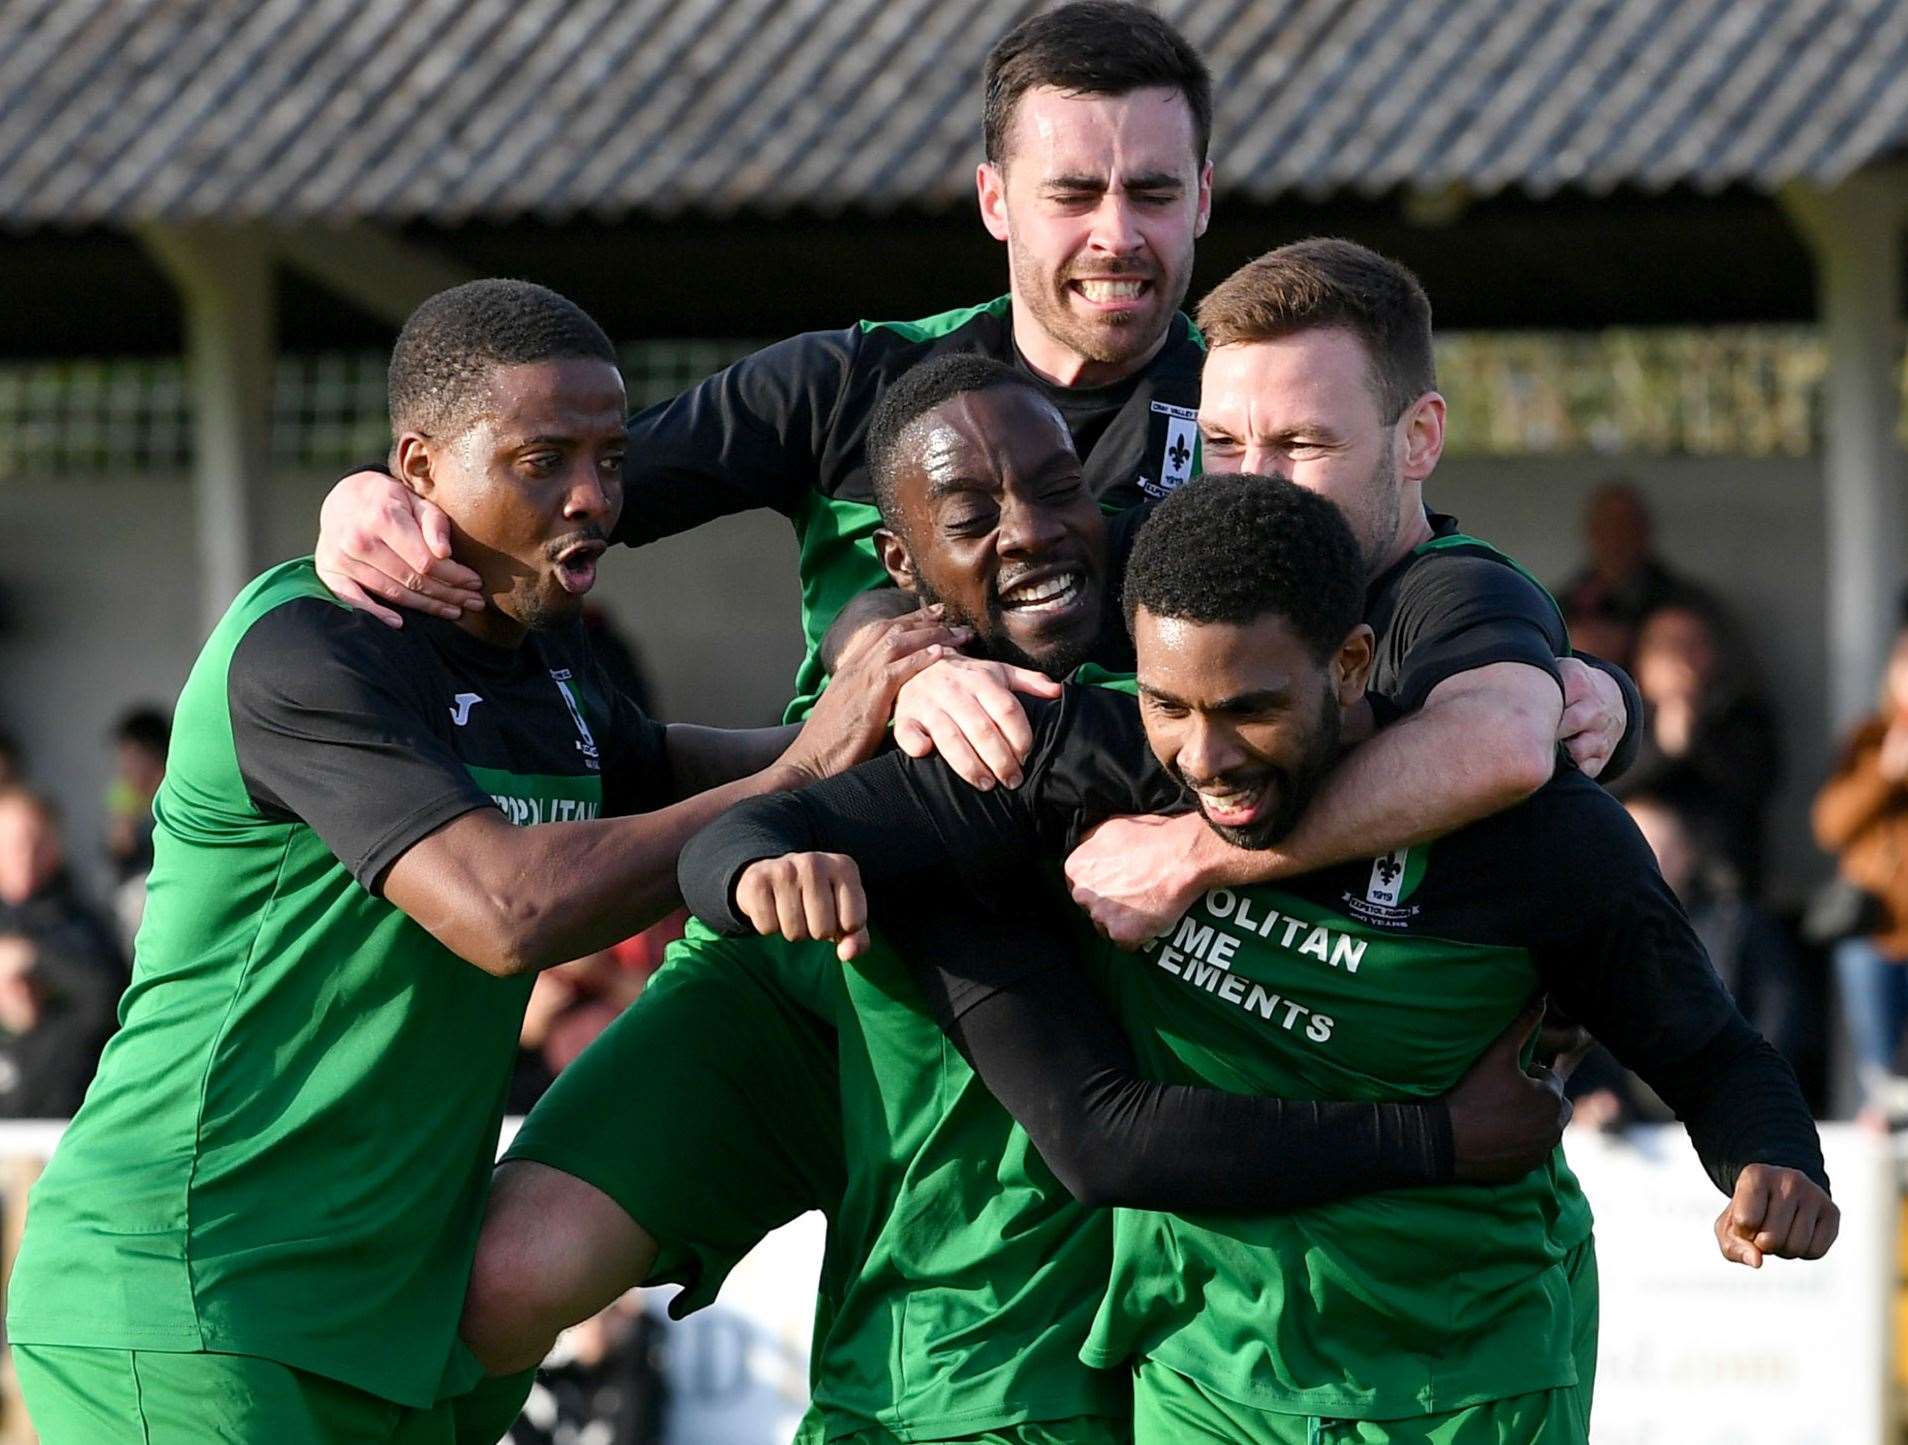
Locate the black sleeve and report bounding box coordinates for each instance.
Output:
[1528,788,1827,1194]
[613,327,860,547]
[227,600,494,892]
[1575,650,1644,782]
[876,881,1452,1212]
[1385,555,1568,716]
[677,686,1179,1006]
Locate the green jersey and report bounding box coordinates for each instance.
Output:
[812,927,1129,1439]
[682,681,1820,1426]
[612,298,1206,719]
[6,559,671,1408]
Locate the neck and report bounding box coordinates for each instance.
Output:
[1008,296,1170,389]
[454,595,528,649]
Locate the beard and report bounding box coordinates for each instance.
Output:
[1353,429,1402,576]
[911,575,1098,680]
[1008,238,1191,371]
[1186,687,1342,852]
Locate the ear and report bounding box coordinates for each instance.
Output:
[977,162,1011,243]
[1332,623,1375,708]
[874,527,921,594]
[1193,159,1213,239]
[392,433,436,500]
[1397,392,1446,484]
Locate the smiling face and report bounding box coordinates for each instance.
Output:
[1134,607,1371,849]
[1197,329,1444,575]
[396,357,627,644]
[877,383,1108,677]
[978,85,1211,388]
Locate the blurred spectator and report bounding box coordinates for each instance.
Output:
[0,787,126,1117]
[1811,610,1908,1123]
[1556,482,1705,668]
[105,704,170,950]
[1615,597,1781,898]
[509,1295,668,1445]
[0,728,23,789]
[1569,793,1810,1128]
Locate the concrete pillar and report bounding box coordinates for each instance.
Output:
[1783,172,1908,729]
[138,224,276,634]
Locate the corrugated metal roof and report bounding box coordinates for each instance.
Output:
[2,0,1906,225]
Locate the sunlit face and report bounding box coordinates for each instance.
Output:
[1198,330,1440,572]
[978,86,1211,386]
[1633,605,1720,706]
[879,385,1109,677]
[398,358,627,641]
[1133,607,1372,849]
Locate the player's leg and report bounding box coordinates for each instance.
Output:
[466,922,847,1367]
[459,1161,653,1372]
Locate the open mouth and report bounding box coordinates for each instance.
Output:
[553,540,606,596]
[1188,777,1275,831]
[997,568,1090,616]
[1069,277,1151,309]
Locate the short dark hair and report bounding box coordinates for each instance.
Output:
[1196,239,1436,421]
[983,1,1212,168]
[388,279,617,437]
[113,706,170,755]
[864,353,1052,526]
[1124,473,1365,661]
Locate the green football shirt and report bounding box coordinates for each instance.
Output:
[6,559,670,1409]
[679,680,1808,1428]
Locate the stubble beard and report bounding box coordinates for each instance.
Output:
[1009,233,1188,374]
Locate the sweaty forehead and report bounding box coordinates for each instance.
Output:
[475,358,627,440]
[906,386,1074,490]
[1003,84,1199,178]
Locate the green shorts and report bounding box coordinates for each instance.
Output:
[504,921,847,1317]
[823,1415,1132,1445]
[12,1345,461,1445]
[1563,1233,1598,1422]
[1130,1360,1586,1445]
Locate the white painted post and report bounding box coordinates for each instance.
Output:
[1784,172,1908,730]
[139,224,276,635]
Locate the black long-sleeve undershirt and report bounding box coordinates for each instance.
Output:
[680,684,1828,1202]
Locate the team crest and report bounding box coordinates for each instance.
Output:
[1367,847,1409,906]
[1345,845,1426,928]
[1139,400,1199,498]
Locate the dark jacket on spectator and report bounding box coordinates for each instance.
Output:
[0,875,126,1117]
